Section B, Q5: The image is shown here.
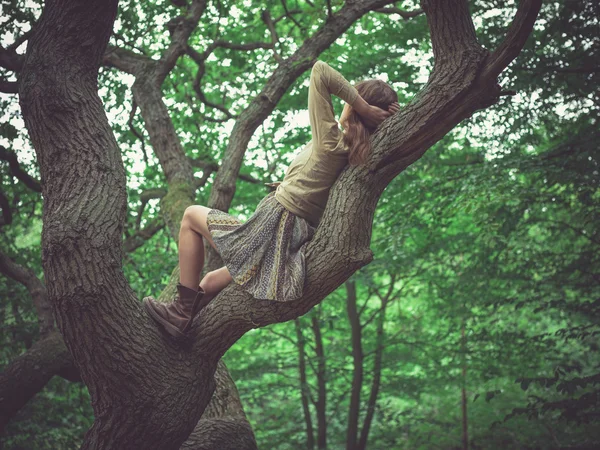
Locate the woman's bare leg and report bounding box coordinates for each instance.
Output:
[178,205,220,289]
[199,266,234,301]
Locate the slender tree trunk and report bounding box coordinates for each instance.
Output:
[311,312,327,449]
[357,293,388,450]
[346,280,362,450]
[295,318,315,450]
[461,320,468,450]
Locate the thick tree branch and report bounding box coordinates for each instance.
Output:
[140,187,168,202]
[190,0,542,364]
[0,145,42,192]
[183,360,258,449]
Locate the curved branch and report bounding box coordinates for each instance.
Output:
[481,0,543,80]
[261,10,284,63]
[123,218,165,252]
[128,100,149,165]
[0,331,78,433]
[0,145,42,192]
[0,249,53,335]
[157,0,209,82]
[187,37,276,116]
[186,45,237,120]
[102,45,150,74]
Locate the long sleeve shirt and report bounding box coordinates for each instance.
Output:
[273,60,360,227]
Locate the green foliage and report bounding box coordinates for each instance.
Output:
[1,0,598,448]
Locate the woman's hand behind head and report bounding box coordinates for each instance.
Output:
[360,104,393,129]
[388,102,401,114]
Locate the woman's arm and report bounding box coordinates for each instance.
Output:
[308,60,360,151]
[308,61,394,148]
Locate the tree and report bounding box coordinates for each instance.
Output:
[1,0,542,448]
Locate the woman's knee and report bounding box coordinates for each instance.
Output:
[182,205,209,232]
[200,268,233,294]
[200,270,220,294]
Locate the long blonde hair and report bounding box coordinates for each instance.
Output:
[342,80,398,166]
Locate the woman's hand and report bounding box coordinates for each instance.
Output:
[388,102,401,115]
[363,105,392,128]
[352,96,400,128]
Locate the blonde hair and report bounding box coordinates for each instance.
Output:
[342,80,398,166]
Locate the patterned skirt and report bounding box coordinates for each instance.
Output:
[206,191,316,302]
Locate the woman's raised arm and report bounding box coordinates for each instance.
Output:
[308,60,359,151]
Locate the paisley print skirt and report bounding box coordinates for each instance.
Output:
[206,191,316,302]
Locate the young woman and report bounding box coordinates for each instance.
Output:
[144,60,400,338]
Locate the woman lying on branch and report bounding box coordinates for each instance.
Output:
[144,60,400,338]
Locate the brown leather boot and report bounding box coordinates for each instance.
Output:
[143,283,208,338]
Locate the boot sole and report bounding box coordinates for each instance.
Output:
[143,300,186,339]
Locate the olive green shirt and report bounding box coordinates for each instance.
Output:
[273,60,359,227]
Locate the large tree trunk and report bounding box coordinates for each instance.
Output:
[19,1,217,448]
[17,0,542,448]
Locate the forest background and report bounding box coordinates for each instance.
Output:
[0,0,598,449]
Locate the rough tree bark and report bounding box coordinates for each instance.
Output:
[16,0,542,448]
[1,0,419,445]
